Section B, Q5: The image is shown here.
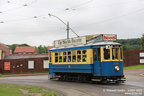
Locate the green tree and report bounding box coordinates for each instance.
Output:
[7,44,17,53]
[141,34,144,49]
[19,43,30,46]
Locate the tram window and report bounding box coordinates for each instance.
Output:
[55,53,58,56]
[68,51,71,55]
[77,55,81,62]
[59,52,62,62]
[82,50,86,54]
[63,52,66,62]
[120,48,123,59]
[104,48,110,60]
[77,50,81,62]
[63,52,66,55]
[72,51,76,55]
[68,56,71,62]
[50,52,52,62]
[94,49,96,61]
[55,53,58,62]
[72,51,76,62]
[77,51,81,54]
[82,50,87,62]
[112,48,119,59]
[73,56,76,62]
[59,52,62,56]
[98,48,101,61]
[82,55,87,62]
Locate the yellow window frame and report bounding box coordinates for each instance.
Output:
[52,49,93,65]
[101,46,123,62]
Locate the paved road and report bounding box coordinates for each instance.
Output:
[0,70,144,96]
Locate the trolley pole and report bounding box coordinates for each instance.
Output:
[67,21,69,39]
[48,13,79,38]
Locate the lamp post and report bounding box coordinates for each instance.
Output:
[48,13,79,39]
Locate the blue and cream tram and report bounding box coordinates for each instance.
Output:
[49,34,125,83]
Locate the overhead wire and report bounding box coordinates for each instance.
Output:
[50,0,94,15]
[54,0,144,15]
[1,0,37,13]
[1,0,144,26]
[78,0,144,10]
[74,7,144,28]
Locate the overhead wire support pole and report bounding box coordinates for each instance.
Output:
[48,13,79,38]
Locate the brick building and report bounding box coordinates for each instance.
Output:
[48,46,54,53]
[14,45,38,55]
[0,43,12,59]
[123,49,144,66]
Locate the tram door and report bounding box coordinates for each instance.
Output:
[93,48,101,75]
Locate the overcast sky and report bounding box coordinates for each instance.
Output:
[0,0,144,46]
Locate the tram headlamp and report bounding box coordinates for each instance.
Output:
[115,66,120,71]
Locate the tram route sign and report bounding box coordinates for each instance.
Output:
[54,36,86,48]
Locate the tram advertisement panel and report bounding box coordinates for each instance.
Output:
[54,36,86,47]
[4,62,10,70]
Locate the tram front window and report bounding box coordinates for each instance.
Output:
[112,48,119,60]
[104,48,110,60]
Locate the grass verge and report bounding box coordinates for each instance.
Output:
[0,84,62,96]
[124,65,144,70]
[0,73,3,77]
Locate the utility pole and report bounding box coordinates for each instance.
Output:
[67,21,69,39]
[48,13,79,39]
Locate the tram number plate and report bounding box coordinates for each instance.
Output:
[114,63,119,65]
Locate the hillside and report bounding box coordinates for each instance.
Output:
[116,38,141,51]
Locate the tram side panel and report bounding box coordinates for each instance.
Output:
[49,48,94,76]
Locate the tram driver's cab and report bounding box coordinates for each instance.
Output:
[93,43,124,81]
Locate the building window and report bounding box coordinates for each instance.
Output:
[28,61,34,69]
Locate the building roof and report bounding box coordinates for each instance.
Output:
[4,54,48,59]
[48,46,54,51]
[14,46,36,53]
[0,43,11,49]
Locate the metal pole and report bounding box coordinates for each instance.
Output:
[67,21,69,39]
[48,13,79,38]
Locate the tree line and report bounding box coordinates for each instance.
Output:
[6,35,144,53]
[116,38,141,51]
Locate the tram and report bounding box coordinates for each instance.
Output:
[48,34,125,83]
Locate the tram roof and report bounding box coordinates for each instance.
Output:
[50,41,121,51]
